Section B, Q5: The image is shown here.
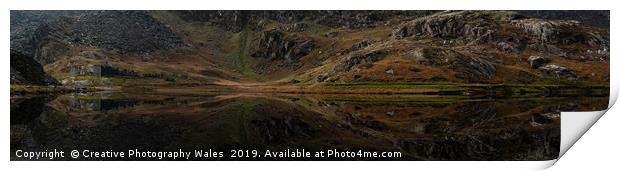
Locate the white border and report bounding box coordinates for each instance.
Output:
[3,0,617,170]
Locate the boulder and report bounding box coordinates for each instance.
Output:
[527,56,549,69]
[538,64,577,80]
[316,74,329,83]
[385,68,395,75]
[324,31,338,38]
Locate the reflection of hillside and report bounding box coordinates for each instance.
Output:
[10,92,608,160]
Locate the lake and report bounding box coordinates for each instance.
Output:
[10,92,608,160]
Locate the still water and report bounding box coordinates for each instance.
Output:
[10,92,608,160]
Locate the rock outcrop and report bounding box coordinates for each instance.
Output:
[456,57,496,83]
[390,10,609,59]
[392,11,507,44]
[538,64,577,80]
[10,50,57,85]
[252,29,315,63]
[511,18,609,55]
[511,19,581,44]
[333,50,386,72]
[405,47,496,83]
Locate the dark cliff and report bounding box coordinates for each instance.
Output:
[10,50,57,85]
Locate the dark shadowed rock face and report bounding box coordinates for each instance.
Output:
[10,50,57,85]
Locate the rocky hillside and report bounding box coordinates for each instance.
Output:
[312,10,609,84]
[13,11,185,65]
[514,10,609,27]
[172,11,438,31]
[69,11,186,55]
[10,10,610,88]
[10,10,84,55]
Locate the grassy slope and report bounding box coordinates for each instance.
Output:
[150,11,264,82]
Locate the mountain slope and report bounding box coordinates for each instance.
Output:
[10,10,610,91]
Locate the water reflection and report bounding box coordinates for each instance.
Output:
[10,92,608,160]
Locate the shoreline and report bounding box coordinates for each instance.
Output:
[11,82,607,98]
